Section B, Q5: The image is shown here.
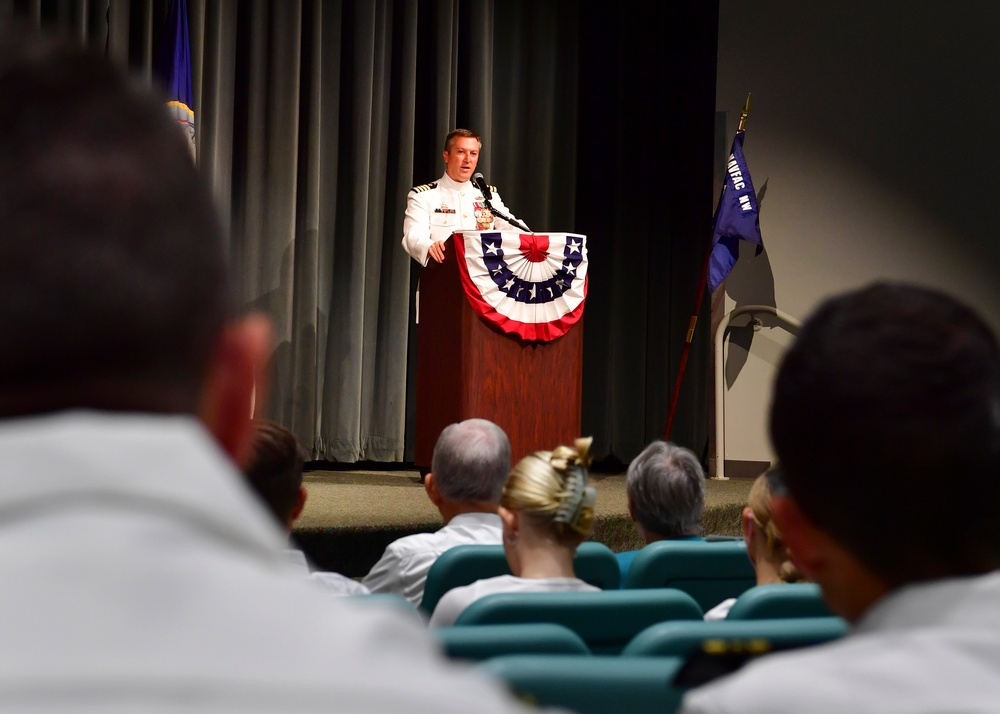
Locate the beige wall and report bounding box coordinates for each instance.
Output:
[715,2,1000,465]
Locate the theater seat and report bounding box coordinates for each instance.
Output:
[481,654,689,714]
[453,588,703,654]
[433,623,590,661]
[623,539,756,612]
[724,583,834,620]
[420,541,620,614]
[621,616,848,657]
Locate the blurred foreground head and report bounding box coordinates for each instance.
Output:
[0,28,269,458]
[0,27,226,415]
[770,282,1000,587]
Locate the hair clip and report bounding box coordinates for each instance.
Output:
[553,464,596,528]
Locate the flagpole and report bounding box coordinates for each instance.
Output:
[738,92,750,133]
[663,94,750,442]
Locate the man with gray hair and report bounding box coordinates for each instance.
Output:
[363,419,511,605]
[616,440,706,580]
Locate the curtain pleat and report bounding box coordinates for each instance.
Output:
[197,0,236,235]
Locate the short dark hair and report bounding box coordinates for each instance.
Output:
[770,282,1000,585]
[0,28,229,416]
[443,128,481,152]
[243,420,307,526]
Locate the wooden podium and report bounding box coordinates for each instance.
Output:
[414,231,585,467]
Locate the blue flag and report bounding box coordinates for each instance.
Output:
[157,0,195,158]
[707,131,762,292]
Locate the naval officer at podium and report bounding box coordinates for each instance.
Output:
[402,128,521,266]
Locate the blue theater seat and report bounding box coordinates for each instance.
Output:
[420,541,620,613]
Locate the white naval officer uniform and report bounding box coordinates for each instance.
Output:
[402,171,519,266]
[0,411,534,713]
[680,571,1000,714]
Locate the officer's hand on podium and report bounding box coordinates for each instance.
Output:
[428,240,446,264]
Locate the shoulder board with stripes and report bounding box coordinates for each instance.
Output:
[412,182,437,193]
[488,185,498,194]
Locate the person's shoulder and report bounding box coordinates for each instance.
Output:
[310,571,370,596]
[444,575,516,602]
[381,530,436,556]
[300,597,526,711]
[703,597,736,621]
[410,181,438,194]
[679,647,833,714]
[680,632,897,714]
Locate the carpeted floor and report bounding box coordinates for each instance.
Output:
[293,468,754,578]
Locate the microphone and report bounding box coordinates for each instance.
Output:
[472,172,492,200]
[472,171,531,232]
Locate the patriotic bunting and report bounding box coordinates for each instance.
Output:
[454,231,588,342]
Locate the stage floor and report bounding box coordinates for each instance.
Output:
[298,468,756,529]
[294,468,754,577]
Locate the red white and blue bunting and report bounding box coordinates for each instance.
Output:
[454,231,588,342]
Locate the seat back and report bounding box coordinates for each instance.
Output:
[481,654,689,714]
[433,623,590,661]
[453,588,703,654]
[421,541,620,613]
[623,540,756,611]
[724,582,834,620]
[621,616,848,657]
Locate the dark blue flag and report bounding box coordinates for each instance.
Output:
[157,0,195,158]
[707,131,762,292]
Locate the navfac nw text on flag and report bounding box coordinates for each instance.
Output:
[707,131,762,292]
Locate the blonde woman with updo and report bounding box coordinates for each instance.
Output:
[703,469,806,620]
[428,438,600,627]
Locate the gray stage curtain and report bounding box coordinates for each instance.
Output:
[202,0,456,462]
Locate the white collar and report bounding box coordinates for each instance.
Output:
[437,172,473,191]
[446,511,502,527]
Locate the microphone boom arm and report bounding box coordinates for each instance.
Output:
[484,198,531,232]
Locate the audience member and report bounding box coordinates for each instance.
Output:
[703,470,805,620]
[363,418,511,605]
[616,440,705,581]
[429,438,600,626]
[244,419,368,595]
[0,28,531,712]
[682,282,1000,713]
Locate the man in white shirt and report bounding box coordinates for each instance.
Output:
[0,31,532,713]
[681,283,1000,714]
[363,419,510,606]
[402,129,520,266]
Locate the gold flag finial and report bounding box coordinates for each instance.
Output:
[738,93,751,132]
